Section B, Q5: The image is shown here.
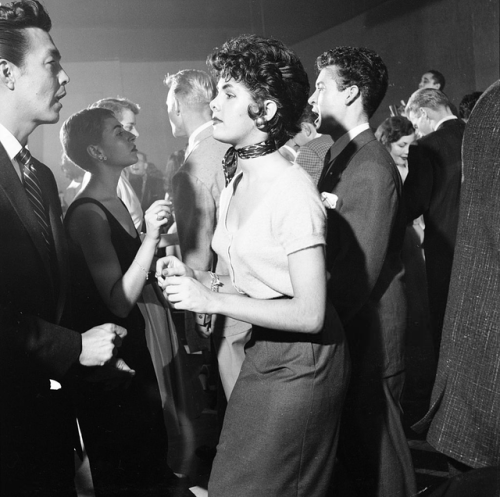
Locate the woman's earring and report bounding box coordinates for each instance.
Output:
[255,117,267,130]
[99,155,107,161]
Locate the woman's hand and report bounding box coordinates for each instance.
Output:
[143,199,172,243]
[155,256,195,288]
[162,275,215,314]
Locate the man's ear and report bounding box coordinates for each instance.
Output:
[345,85,361,106]
[301,122,315,137]
[0,59,16,90]
[418,107,428,119]
[173,96,182,116]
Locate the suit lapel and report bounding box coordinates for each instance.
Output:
[0,145,56,298]
[318,129,376,193]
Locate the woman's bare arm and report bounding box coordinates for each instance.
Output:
[158,246,326,333]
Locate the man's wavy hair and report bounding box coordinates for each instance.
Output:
[207,34,310,147]
[0,0,51,67]
[164,69,216,109]
[375,116,415,150]
[90,97,140,121]
[405,88,451,116]
[316,46,388,119]
[60,107,115,173]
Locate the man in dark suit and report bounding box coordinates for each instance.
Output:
[0,2,130,495]
[404,88,465,355]
[310,46,415,497]
[414,80,500,477]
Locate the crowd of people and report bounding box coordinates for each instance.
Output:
[1,1,499,497]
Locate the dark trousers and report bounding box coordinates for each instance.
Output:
[1,389,77,497]
[334,371,416,497]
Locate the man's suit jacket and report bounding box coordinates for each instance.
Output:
[0,144,82,492]
[318,129,406,377]
[415,80,500,468]
[172,125,250,349]
[404,119,465,336]
[172,125,227,273]
[296,134,333,185]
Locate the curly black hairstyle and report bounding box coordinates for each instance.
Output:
[207,34,310,147]
[316,46,388,119]
[375,116,415,150]
[0,0,51,67]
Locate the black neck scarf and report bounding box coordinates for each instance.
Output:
[222,139,277,186]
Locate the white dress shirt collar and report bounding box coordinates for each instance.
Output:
[185,120,213,159]
[434,115,457,131]
[328,122,370,163]
[0,121,24,180]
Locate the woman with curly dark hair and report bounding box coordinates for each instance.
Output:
[375,116,416,182]
[157,35,349,496]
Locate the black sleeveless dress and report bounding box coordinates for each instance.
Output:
[64,198,173,496]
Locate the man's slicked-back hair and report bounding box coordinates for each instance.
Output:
[60,107,115,173]
[427,69,446,91]
[89,97,140,122]
[0,0,51,67]
[164,69,216,109]
[207,34,310,147]
[405,88,451,116]
[316,46,388,119]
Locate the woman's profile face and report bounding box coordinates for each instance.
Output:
[210,77,263,147]
[389,133,415,166]
[97,116,138,168]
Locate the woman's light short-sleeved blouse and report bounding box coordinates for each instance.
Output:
[212,163,326,300]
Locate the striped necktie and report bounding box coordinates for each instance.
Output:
[16,147,53,253]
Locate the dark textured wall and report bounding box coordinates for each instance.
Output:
[292,0,499,128]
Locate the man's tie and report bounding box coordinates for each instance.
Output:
[16,147,54,253]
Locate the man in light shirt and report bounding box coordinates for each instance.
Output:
[164,69,251,400]
[404,88,465,356]
[310,46,415,497]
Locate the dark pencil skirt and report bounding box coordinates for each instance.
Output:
[208,304,350,497]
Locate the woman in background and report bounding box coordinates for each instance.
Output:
[376,116,434,401]
[157,34,349,497]
[61,107,191,497]
[376,115,416,182]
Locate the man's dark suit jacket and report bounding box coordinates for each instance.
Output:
[404,118,465,345]
[414,80,500,469]
[0,143,82,494]
[319,129,406,377]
